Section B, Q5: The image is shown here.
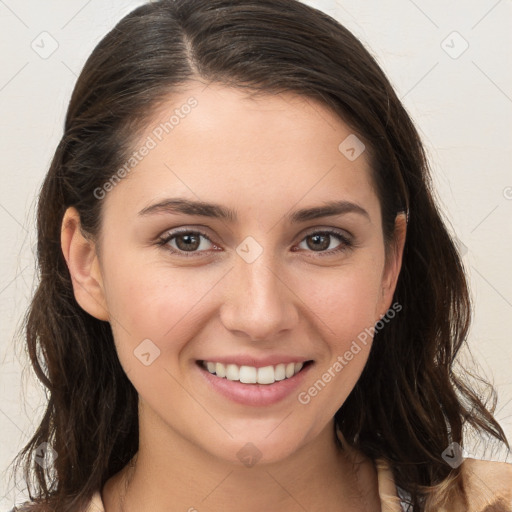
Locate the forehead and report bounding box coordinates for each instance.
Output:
[102,81,379,223]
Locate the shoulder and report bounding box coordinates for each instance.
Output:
[460,457,512,511]
[378,456,512,512]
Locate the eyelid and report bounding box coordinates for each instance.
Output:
[159,226,212,239]
[301,225,353,239]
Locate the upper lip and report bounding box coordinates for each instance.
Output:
[198,355,313,368]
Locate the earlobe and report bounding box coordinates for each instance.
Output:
[378,212,407,317]
[60,207,110,321]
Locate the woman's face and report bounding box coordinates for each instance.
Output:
[65,82,404,466]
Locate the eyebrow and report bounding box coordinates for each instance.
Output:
[138,198,370,223]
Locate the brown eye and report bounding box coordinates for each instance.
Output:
[305,233,334,251]
[174,233,202,252]
[158,230,216,257]
[296,230,353,256]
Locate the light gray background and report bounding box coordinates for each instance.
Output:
[1,0,511,507]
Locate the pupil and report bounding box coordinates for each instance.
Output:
[309,234,329,251]
[178,234,199,251]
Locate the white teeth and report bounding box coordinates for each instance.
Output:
[202,360,306,384]
[215,362,226,378]
[274,363,286,381]
[225,364,239,381]
[239,365,257,384]
[285,362,295,378]
[257,366,275,385]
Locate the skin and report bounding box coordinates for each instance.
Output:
[61,81,406,511]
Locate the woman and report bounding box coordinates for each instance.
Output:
[8,0,512,511]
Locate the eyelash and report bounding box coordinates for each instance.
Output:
[156,227,354,258]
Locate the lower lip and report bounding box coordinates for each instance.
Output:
[196,362,313,406]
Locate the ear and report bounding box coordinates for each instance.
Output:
[377,212,407,318]
[60,207,110,321]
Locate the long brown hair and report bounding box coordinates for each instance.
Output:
[10,1,509,510]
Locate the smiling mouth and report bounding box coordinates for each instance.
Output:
[198,360,313,385]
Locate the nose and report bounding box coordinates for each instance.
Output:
[219,249,299,342]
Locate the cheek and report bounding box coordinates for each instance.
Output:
[292,258,384,409]
[100,249,232,388]
[297,257,385,342]
[102,264,209,406]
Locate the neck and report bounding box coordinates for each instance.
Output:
[103,414,379,512]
